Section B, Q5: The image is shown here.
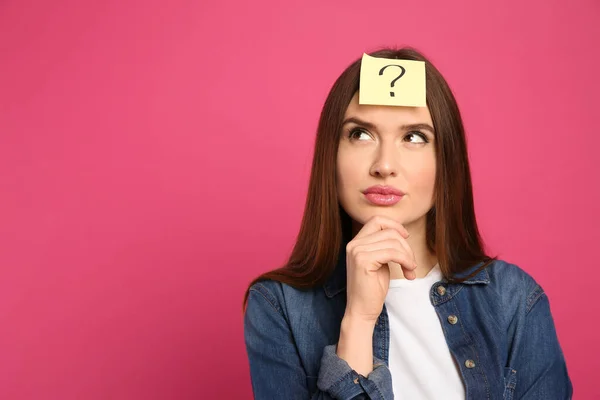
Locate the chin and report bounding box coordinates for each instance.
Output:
[349,207,412,226]
[350,200,434,227]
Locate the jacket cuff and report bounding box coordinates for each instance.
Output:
[317,344,392,399]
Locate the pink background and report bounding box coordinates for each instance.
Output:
[1,0,598,398]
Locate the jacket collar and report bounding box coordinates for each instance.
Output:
[450,261,491,284]
[323,249,491,298]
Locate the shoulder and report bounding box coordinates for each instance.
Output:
[246,280,286,316]
[246,279,319,317]
[485,259,546,314]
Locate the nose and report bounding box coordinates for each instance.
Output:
[369,142,398,178]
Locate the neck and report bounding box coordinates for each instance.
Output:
[398,218,438,279]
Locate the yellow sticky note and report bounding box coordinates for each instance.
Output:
[359,53,426,107]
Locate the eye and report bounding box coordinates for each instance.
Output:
[348,127,373,141]
[404,131,429,144]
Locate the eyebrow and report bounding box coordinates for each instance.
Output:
[342,117,436,135]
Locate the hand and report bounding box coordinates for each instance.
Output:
[344,215,417,324]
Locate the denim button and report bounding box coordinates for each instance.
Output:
[436,285,446,296]
[465,359,476,368]
[447,315,458,325]
[353,377,359,384]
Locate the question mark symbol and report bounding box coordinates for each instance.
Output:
[379,64,406,97]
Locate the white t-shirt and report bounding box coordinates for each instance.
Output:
[384,264,465,399]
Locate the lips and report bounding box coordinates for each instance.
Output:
[363,185,405,196]
[362,185,404,206]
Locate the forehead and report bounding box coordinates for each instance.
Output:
[344,92,433,125]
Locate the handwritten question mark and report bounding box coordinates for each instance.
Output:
[378,64,406,97]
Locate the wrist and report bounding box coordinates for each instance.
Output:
[342,309,379,329]
[340,314,377,333]
[337,315,375,377]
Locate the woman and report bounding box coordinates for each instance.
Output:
[242,47,572,399]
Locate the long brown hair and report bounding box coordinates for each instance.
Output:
[243,47,494,308]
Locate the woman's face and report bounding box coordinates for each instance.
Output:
[337,92,437,234]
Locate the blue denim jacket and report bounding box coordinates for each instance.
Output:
[244,251,573,399]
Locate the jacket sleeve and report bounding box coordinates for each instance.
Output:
[512,284,573,399]
[244,283,393,400]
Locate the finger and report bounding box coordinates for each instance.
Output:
[354,247,417,273]
[394,234,416,265]
[351,228,402,246]
[354,215,409,240]
[352,239,415,269]
[380,262,390,282]
[351,229,416,265]
[388,261,417,280]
